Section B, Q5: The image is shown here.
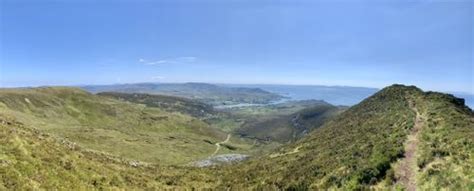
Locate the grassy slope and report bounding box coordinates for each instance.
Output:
[415,91,474,190]
[0,87,229,165]
[0,115,218,190]
[1,85,472,190]
[217,85,474,190]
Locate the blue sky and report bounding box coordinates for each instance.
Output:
[1,0,472,93]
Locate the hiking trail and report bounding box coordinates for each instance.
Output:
[211,134,231,156]
[395,101,424,191]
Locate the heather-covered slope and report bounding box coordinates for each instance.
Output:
[414,91,473,190]
[218,85,474,190]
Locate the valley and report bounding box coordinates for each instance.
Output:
[0,85,323,166]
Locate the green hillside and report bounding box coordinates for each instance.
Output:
[1,85,472,190]
[0,114,220,190]
[218,85,474,190]
[0,87,238,165]
[415,91,473,190]
[97,92,216,118]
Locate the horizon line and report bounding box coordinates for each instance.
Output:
[1,81,473,95]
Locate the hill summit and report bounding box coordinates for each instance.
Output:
[217,84,473,190]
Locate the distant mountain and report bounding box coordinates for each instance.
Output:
[81,83,283,105]
[223,84,379,106]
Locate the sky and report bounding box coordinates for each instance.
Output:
[0,0,473,93]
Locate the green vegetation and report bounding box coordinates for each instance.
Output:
[0,87,246,165]
[218,85,421,189]
[234,100,343,142]
[94,91,283,156]
[213,100,344,136]
[0,115,217,190]
[216,85,473,190]
[97,92,216,118]
[415,91,474,190]
[1,84,472,190]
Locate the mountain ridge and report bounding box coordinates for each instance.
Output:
[216,84,473,190]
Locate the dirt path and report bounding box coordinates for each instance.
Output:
[269,145,301,158]
[211,134,231,156]
[395,102,423,191]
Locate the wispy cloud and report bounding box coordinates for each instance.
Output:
[139,57,197,65]
[151,76,165,80]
